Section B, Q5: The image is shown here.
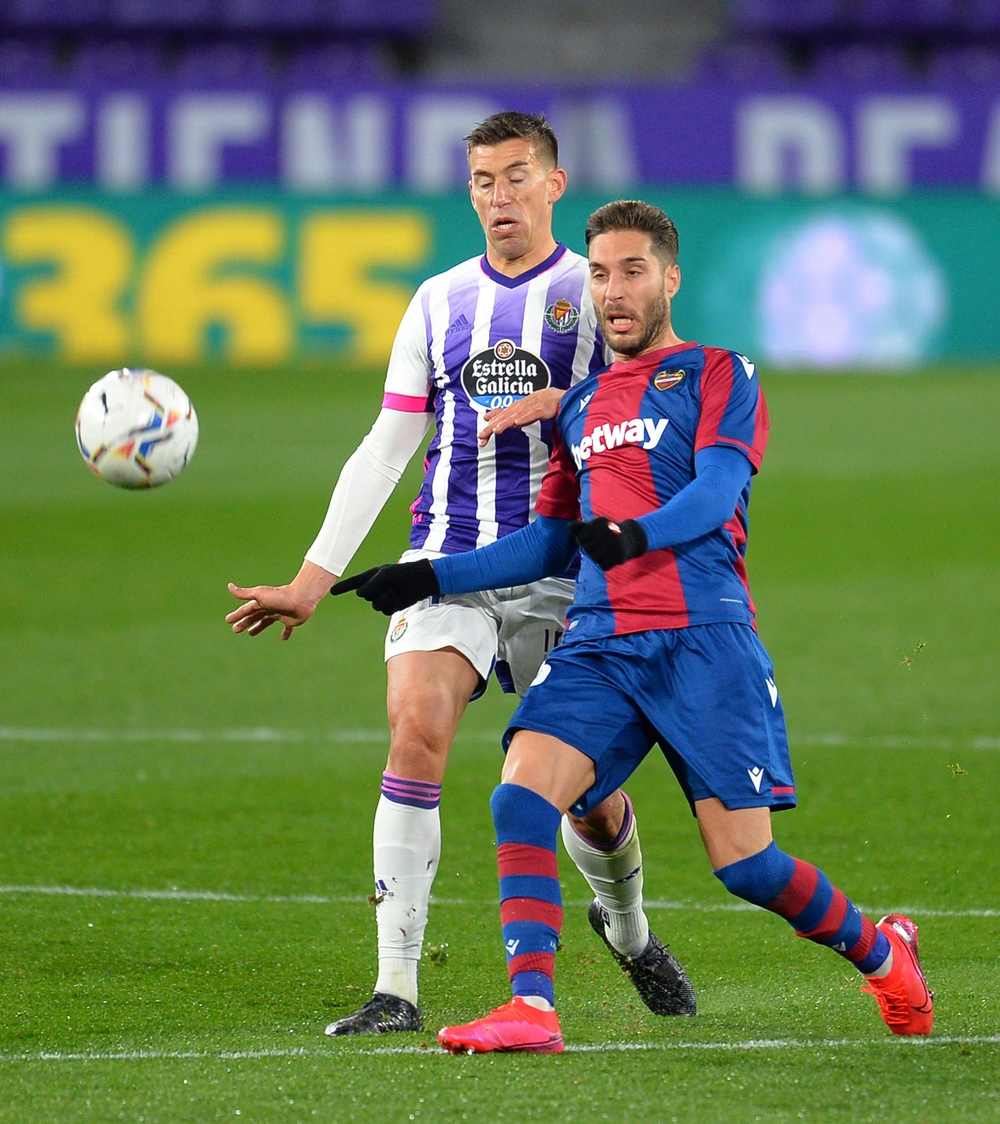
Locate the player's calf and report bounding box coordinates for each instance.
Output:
[563,796,697,1015]
[438,782,566,1054]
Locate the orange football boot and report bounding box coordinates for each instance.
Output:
[861,913,934,1036]
[438,997,564,1054]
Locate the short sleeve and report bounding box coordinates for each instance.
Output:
[534,419,581,520]
[382,285,435,413]
[694,349,769,472]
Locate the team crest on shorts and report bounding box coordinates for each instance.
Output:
[389,618,408,643]
[544,299,580,333]
[653,368,685,391]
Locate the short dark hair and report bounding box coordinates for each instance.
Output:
[585,199,679,264]
[465,111,558,169]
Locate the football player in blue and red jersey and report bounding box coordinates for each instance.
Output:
[337,200,934,1053]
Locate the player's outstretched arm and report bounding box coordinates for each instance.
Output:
[225,407,431,639]
[226,560,337,640]
[334,516,578,616]
[477,387,566,447]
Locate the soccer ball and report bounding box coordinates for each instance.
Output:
[75,369,198,489]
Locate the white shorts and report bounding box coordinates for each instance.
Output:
[384,549,575,698]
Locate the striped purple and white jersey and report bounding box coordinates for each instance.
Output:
[384,243,608,555]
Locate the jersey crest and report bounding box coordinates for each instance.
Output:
[544,298,580,333]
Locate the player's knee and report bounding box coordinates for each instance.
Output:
[386,716,451,774]
[714,840,795,907]
[570,790,627,844]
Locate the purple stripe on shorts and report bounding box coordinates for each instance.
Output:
[381,771,442,809]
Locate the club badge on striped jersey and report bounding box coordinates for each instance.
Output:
[653,368,685,391]
[461,338,551,409]
[544,298,580,333]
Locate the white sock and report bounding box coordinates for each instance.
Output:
[866,948,894,979]
[370,778,442,1007]
[519,994,554,1011]
[561,797,650,959]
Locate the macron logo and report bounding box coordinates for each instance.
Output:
[505,938,520,957]
[748,767,764,793]
[578,392,594,413]
[570,417,668,468]
[766,677,778,707]
[737,354,756,380]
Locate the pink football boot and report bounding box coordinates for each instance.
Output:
[438,997,564,1054]
[861,914,934,1036]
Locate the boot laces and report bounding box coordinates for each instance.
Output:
[861,978,912,1026]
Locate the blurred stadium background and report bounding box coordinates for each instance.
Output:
[2,4,999,1122]
[0,0,998,367]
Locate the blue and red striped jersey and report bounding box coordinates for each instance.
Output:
[535,341,769,639]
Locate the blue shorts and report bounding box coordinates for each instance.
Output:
[503,622,796,817]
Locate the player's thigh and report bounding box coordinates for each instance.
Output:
[637,623,796,814]
[495,576,574,696]
[383,580,500,775]
[383,567,501,693]
[503,639,656,817]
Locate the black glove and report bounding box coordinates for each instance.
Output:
[569,516,648,571]
[331,559,440,615]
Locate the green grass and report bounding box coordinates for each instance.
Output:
[1,363,999,1122]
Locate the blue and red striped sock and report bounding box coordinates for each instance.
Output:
[715,841,890,975]
[490,783,563,1007]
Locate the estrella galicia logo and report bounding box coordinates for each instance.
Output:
[653,368,685,391]
[461,338,551,409]
[544,298,580,333]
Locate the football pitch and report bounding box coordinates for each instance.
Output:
[1,363,998,1122]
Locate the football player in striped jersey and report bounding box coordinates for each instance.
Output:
[226,115,695,1035]
[339,200,933,1053]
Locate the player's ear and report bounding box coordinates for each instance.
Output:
[547,167,568,204]
[665,262,681,298]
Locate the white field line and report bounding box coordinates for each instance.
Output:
[1,1035,998,1063]
[1,727,999,750]
[0,727,390,744]
[0,884,997,919]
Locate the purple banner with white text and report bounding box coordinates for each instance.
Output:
[0,82,999,193]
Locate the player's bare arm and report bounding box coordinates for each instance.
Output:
[224,401,431,641]
[477,386,565,445]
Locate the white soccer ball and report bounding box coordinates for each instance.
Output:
[75,368,199,489]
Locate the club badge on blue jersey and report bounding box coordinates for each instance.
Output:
[653,369,685,391]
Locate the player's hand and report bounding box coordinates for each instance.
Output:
[226,583,319,639]
[569,516,648,571]
[227,561,335,640]
[478,388,565,446]
[332,560,440,616]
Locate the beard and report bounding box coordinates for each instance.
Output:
[600,289,668,359]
